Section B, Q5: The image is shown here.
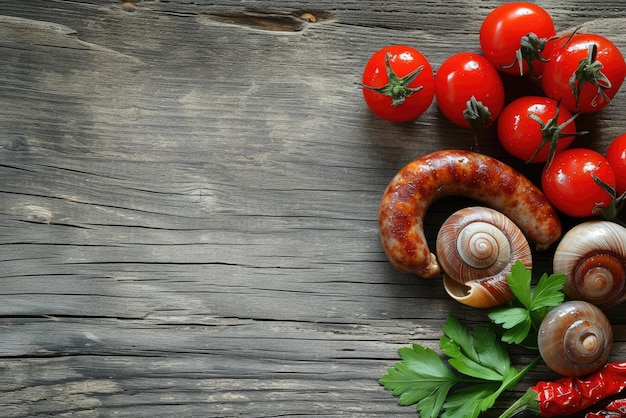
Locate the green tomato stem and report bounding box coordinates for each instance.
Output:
[360,52,424,107]
[501,32,550,77]
[569,43,613,111]
[526,101,587,169]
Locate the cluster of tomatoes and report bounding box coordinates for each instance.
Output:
[361,2,626,219]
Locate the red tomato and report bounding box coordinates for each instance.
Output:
[606,133,626,194]
[497,96,578,164]
[479,2,556,77]
[542,33,626,113]
[434,52,505,129]
[361,45,434,122]
[542,148,617,217]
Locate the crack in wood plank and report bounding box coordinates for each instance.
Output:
[200,9,335,32]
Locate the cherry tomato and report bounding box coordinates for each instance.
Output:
[542,33,626,113]
[434,52,505,129]
[361,45,434,122]
[479,2,556,77]
[606,133,626,194]
[497,96,578,164]
[542,148,617,217]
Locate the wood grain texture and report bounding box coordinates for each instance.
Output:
[1,1,626,416]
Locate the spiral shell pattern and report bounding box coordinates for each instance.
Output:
[538,301,613,377]
[553,221,626,310]
[436,206,532,308]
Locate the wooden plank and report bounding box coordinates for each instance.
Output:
[1,1,626,416]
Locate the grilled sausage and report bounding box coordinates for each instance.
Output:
[379,150,562,278]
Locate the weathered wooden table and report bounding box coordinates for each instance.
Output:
[1,1,626,416]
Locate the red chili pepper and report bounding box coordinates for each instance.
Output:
[585,399,626,417]
[499,362,626,417]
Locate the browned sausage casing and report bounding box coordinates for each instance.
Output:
[379,150,562,278]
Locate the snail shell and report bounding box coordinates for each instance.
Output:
[553,221,626,310]
[538,300,613,377]
[436,206,532,308]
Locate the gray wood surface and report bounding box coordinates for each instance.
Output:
[1,1,626,416]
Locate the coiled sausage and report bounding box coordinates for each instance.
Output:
[379,150,562,278]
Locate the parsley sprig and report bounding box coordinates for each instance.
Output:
[488,260,566,348]
[379,261,565,417]
[379,316,539,418]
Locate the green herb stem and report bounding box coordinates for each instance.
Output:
[497,387,542,418]
[506,355,542,390]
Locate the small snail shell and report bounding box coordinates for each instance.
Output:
[436,206,532,308]
[553,221,626,310]
[538,300,613,377]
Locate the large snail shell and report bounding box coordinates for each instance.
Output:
[538,300,613,377]
[436,206,532,308]
[553,221,626,310]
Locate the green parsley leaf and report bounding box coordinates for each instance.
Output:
[506,260,532,307]
[441,335,504,381]
[442,382,501,418]
[488,307,531,344]
[531,272,566,311]
[489,306,529,329]
[441,316,510,380]
[488,260,566,347]
[379,343,461,417]
[470,321,511,376]
[379,315,528,417]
